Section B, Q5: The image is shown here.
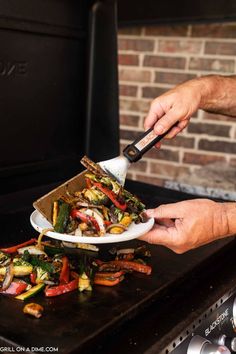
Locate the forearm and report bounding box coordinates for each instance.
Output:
[197,75,236,116]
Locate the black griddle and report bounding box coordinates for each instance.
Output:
[0,181,234,354]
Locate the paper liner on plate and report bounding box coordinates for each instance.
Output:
[33,170,87,223]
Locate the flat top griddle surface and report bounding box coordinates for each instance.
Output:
[0,182,233,354]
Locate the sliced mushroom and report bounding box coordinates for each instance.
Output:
[23,303,44,318]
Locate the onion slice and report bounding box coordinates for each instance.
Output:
[84,209,106,236]
[17,246,46,256]
[105,223,128,233]
[117,248,135,255]
[2,262,14,290]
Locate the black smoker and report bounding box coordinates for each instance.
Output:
[0,1,236,354]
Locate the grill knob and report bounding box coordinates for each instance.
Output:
[218,334,236,352]
[201,343,231,354]
[232,296,236,332]
[187,335,230,354]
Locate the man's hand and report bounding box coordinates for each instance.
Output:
[139,199,235,254]
[144,75,236,145]
[144,79,204,142]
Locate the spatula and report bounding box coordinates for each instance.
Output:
[99,125,174,185]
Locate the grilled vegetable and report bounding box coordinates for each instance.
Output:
[0,264,33,277]
[1,263,14,290]
[0,252,10,266]
[71,209,101,234]
[0,234,152,309]
[0,280,28,295]
[94,275,124,286]
[23,303,44,318]
[52,201,59,226]
[59,256,70,284]
[54,201,70,233]
[17,246,46,256]
[99,260,152,275]
[15,283,45,301]
[108,215,132,234]
[93,182,127,211]
[83,188,108,205]
[78,272,92,292]
[44,279,78,297]
[35,267,50,284]
[43,244,64,256]
[76,243,99,252]
[50,156,148,237]
[0,239,37,254]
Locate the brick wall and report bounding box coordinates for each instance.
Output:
[118,23,236,191]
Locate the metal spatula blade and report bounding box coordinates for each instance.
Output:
[98,155,130,186]
[98,125,176,186]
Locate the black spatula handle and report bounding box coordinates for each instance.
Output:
[123,126,174,163]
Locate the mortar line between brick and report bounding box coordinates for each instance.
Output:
[118,33,236,43]
[118,35,206,41]
[139,53,144,67]
[119,65,235,77]
[119,65,228,75]
[200,38,206,56]
[120,51,236,61]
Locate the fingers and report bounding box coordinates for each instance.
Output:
[153,108,182,135]
[146,203,183,220]
[139,225,186,254]
[144,100,165,131]
[138,224,172,245]
[157,218,175,227]
[154,141,162,149]
[164,120,189,139]
[139,222,190,254]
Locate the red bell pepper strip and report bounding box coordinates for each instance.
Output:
[70,271,79,279]
[85,177,92,189]
[93,182,127,211]
[59,256,70,284]
[0,238,37,254]
[95,271,124,278]
[104,220,112,227]
[30,272,37,285]
[94,275,124,287]
[93,259,104,267]
[70,209,100,232]
[99,260,152,275]
[45,279,78,297]
[0,281,28,295]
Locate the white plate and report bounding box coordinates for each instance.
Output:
[30,210,154,244]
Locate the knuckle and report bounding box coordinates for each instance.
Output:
[156,205,164,218]
[145,234,157,245]
[171,234,190,254]
[173,246,187,254]
[171,107,183,119]
[151,97,160,108]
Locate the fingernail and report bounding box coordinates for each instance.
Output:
[155,124,164,135]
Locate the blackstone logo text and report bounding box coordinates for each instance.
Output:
[205,308,229,337]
